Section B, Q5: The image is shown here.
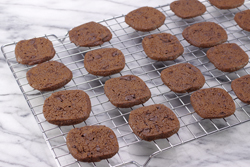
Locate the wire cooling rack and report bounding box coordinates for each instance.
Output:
[2,0,250,166]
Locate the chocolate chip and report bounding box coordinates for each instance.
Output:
[161,39,171,43]
[109,135,114,139]
[220,111,226,115]
[125,94,136,101]
[29,39,36,45]
[120,76,133,81]
[112,51,119,57]
[102,65,109,69]
[96,145,100,152]
[55,95,64,102]
[186,65,198,72]
[143,128,151,133]
[95,54,102,59]
[149,116,158,121]
[56,107,63,111]
[168,117,175,121]
[155,125,160,132]
[33,44,37,49]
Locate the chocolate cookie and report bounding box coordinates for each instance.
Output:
[182,22,228,48]
[170,0,206,19]
[26,61,72,91]
[231,75,250,104]
[43,90,91,126]
[104,75,151,108]
[66,125,119,162]
[69,21,112,47]
[190,88,236,119]
[207,43,249,72]
[209,0,244,9]
[235,10,250,32]
[129,104,180,141]
[142,33,184,61]
[125,6,166,32]
[84,48,125,76]
[15,37,55,65]
[161,63,205,93]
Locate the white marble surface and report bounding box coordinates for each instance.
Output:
[1,0,250,167]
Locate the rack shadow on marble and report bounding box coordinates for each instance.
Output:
[2,0,250,167]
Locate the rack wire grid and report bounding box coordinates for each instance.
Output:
[2,0,250,167]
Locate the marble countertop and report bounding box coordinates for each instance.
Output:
[1,0,250,167]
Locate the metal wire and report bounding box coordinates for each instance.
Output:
[1,0,250,166]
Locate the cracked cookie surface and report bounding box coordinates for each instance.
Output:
[15,37,55,65]
[209,0,244,9]
[161,63,205,93]
[235,9,250,32]
[66,125,119,162]
[69,21,112,47]
[104,75,151,108]
[125,6,166,31]
[129,104,180,141]
[43,90,91,126]
[207,43,248,72]
[182,22,227,48]
[142,33,184,61]
[26,61,72,91]
[84,48,125,76]
[170,0,206,19]
[190,88,236,119]
[231,75,250,104]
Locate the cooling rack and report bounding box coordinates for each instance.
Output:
[2,0,250,166]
